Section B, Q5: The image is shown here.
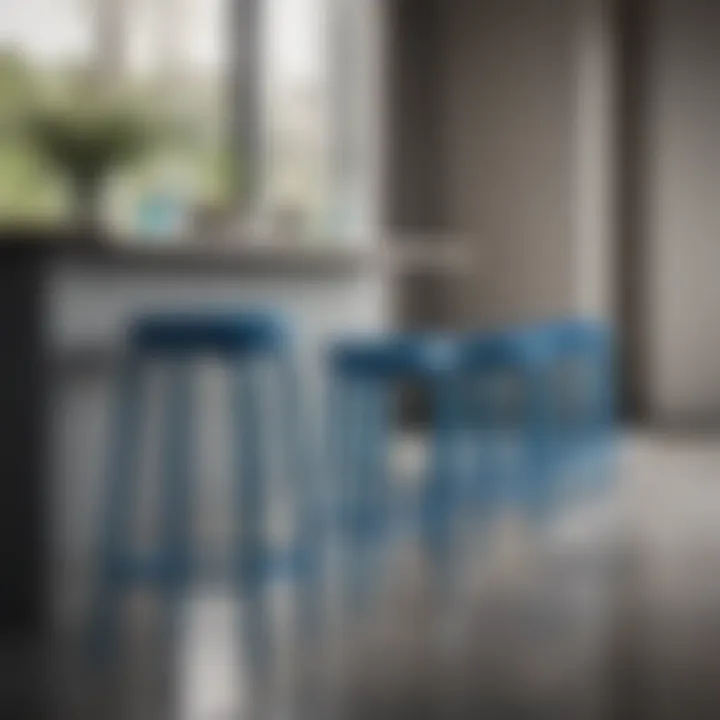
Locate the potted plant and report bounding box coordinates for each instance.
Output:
[27,95,154,236]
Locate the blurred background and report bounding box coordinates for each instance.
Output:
[3,0,720,719]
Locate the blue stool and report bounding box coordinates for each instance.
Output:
[534,319,614,435]
[89,311,315,668]
[530,318,616,498]
[459,319,615,521]
[459,327,557,522]
[326,334,462,608]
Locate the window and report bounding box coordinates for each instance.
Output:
[0,0,381,242]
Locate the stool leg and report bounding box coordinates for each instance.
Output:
[425,377,459,583]
[325,372,349,626]
[361,378,390,596]
[340,377,366,614]
[232,360,270,678]
[524,364,554,524]
[347,378,385,613]
[89,355,144,662]
[159,360,194,651]
[473,373,503,519]
[278,353,319,641]
[597,340,617,496]
[278,352,329,720]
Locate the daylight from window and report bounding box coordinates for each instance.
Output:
[0,0,376,241]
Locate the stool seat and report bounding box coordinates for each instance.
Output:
[130,311,289,356]
[525,318,611,355]
[330,334,460,378]
[460,328,555,370]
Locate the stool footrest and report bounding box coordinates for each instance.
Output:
[104,547,314,588]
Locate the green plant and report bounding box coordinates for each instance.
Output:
[26,93,156,229]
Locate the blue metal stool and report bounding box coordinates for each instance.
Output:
[459,327,557,522]
[89,311,315,668]
[530,318,616,499]
[459,319,615,522]
[326,334,462,609]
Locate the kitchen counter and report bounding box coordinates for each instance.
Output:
[0,226,467,277]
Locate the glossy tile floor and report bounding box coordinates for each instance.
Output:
[7,432,720,720]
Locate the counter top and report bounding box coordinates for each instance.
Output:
[0,226,468,277]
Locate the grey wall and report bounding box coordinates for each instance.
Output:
[388,0,720,420]
[439,0,577,326]
[642,0,720,421]
[389,0,616,330]
[438,0,618,327]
